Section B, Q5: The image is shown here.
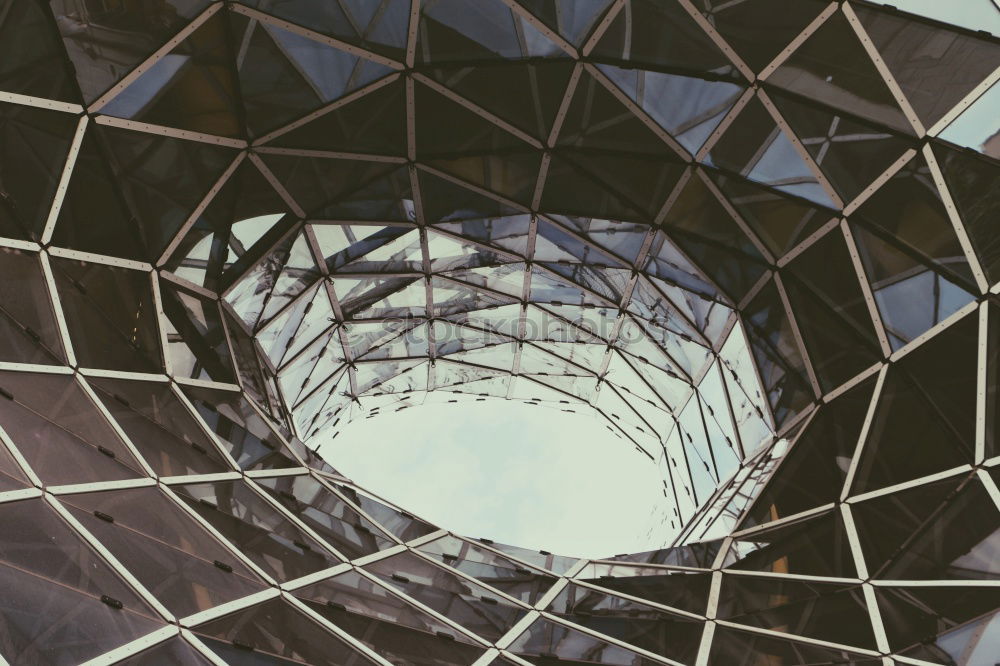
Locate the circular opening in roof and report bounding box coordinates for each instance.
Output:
[319,399,671,559]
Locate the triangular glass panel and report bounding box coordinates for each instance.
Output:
[770,90,914,204]
[0,248,65,365]
[933,141,1000,285]
[851,473,998,579]
[237,0,410,61]
[706,95,835,207]
[424,60,576,141]
[852,311,977,492]
[717,574,876,649]
[591,0,737,76]
[0,0,79,101]
[547,582,703,664]
[598,64,746,155]
[745,376,876,526]
[174,480,342,581]
[856,5,1000,129]
[708,170,833,259]
[769,10,913,134]
[513,0,614,47]
[730,509,859,578]
[182,385,301,472]
[851,221,976,350]
[417,0,563,63]
[194,597,381,665]
[101,11,243,138]
[0,103,78,242]
[256,474,396,560]
[0,498,165,664]
[166,164,293,289]
[698,0,831,73]
[55,1,212,104]
[59,485,266,618]
[274,76,406,155]
[294,569,487,663]
[50,258,163,373]
[782,229,881,391]
[161,281,237,383]
[708,625,882,665]
[88,376,230,477]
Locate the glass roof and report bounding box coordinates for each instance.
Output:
[0,0,997,663]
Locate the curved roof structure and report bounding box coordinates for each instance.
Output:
[0,0,998,663]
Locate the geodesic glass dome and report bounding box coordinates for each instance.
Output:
[0,0,998,664]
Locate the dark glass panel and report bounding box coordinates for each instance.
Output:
[852,474,999,580]
[0,441,29,492]
[0,103,77,242]
[50,126,147,261]
[852,310,977,492]
[745,376,876,526]
[853,152,976,293]
[0,370,144,485]
[876,585,1000,655]
[706,95,833,207]
[115,638,215,665]
[237,0,410,61]
[769,10,912,133]
[275,77,406,154]
[708,625,882,665]
[161,281,237,383]
[698,0,830,73]
[425,61,575,142]
[934,142,1000,285]
[0,0,78,101]
[50,258,163,373]
[293,570,487,665]
[0,498,164,665]
[255,474,396,560]
[417,0,562,63]
[417,535,558,605]
[557,71,677,157]
[50,0,211,104]
[195,597,380,665]
[782,230,881,392]
[708,170,833,259]
[333,482,438,543]
[260,153,397,216]
[0,248,65,364]
[60,486,267,618]
[578,568,711,616]
[851,221,975,350]
[508,616,663,666]
[414,80,533,157]
[88,376,230,477]
[173,479,341,581]
[364,550,529,642]
[661,175,768,302]
[102,125,236,261]
[729,510,858,578]
[771,90,915,204]
[181,385,300,472]
[856,5,1000,128]
[591,0,735,76]
[165,163,293,290]
[717,574,876,648]
[741,279,814,428]
[229,14,322,139]
[100,11,243,138]
[548,582,703,663]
